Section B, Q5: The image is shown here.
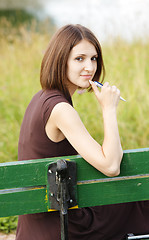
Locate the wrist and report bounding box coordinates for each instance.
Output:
[102,107,117,117]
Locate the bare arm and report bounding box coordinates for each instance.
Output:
[45,82,123,177]
[89,81,123,175]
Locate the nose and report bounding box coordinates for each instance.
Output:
[84,60,95,72]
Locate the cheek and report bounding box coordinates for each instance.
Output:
[67,63,80,77]
[67,65,76,82]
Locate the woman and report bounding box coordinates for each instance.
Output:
[16,24,149,240]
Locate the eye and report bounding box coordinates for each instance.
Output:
[91,56,98,61]
[75,57,83,61]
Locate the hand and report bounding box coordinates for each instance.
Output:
[89,81,120,111]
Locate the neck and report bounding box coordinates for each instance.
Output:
[66,82,78,97]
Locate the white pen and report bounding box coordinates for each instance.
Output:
[94,81,126,102]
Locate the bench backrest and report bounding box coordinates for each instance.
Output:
[0,148,149,217]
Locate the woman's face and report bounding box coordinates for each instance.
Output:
[67,39,98,95]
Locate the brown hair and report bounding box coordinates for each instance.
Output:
[40,24,105,98]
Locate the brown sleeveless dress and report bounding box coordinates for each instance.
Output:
[16,89,149,240]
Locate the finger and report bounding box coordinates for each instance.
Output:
[111,86,120,96]
[89,80,98,89]
[111,85,117,92]
[117,89,120,95]
[89,80,101,97]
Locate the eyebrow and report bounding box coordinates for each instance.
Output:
[75,53,98,57]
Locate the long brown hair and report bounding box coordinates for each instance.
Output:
[40,24,105,98]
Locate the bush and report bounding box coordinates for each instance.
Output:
[0,216,18,233]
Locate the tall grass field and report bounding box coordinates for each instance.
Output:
[0,19,149,233]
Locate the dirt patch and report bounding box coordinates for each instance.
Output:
[0,233,16,240]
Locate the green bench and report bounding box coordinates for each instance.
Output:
[0,148,149,239]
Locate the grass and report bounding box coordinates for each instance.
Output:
[0,20,149,233]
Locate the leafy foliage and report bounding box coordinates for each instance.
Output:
[0,216,18,233]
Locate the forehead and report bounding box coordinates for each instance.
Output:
[70,39,97,56]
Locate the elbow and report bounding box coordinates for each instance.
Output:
[104,153,123,177]
[119,149,123,162]
[107,151,123,177]
[105,166,120,177]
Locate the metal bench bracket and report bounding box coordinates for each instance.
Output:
[47,159,77,240]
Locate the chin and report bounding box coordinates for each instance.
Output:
[85,83,90,89]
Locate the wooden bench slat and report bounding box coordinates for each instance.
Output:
[0,187,47,217]
[0,148,149,218]
[0,148,148,190]
[77,175,149,207]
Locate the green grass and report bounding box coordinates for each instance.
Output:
[0,19,149,234]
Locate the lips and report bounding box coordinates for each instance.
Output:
[80,75,92,79]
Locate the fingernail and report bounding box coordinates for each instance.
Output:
[89,80,92,84]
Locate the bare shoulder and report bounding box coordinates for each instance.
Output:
[45,101,82,142]
[52,101,77,113]
[51,102,80,125]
